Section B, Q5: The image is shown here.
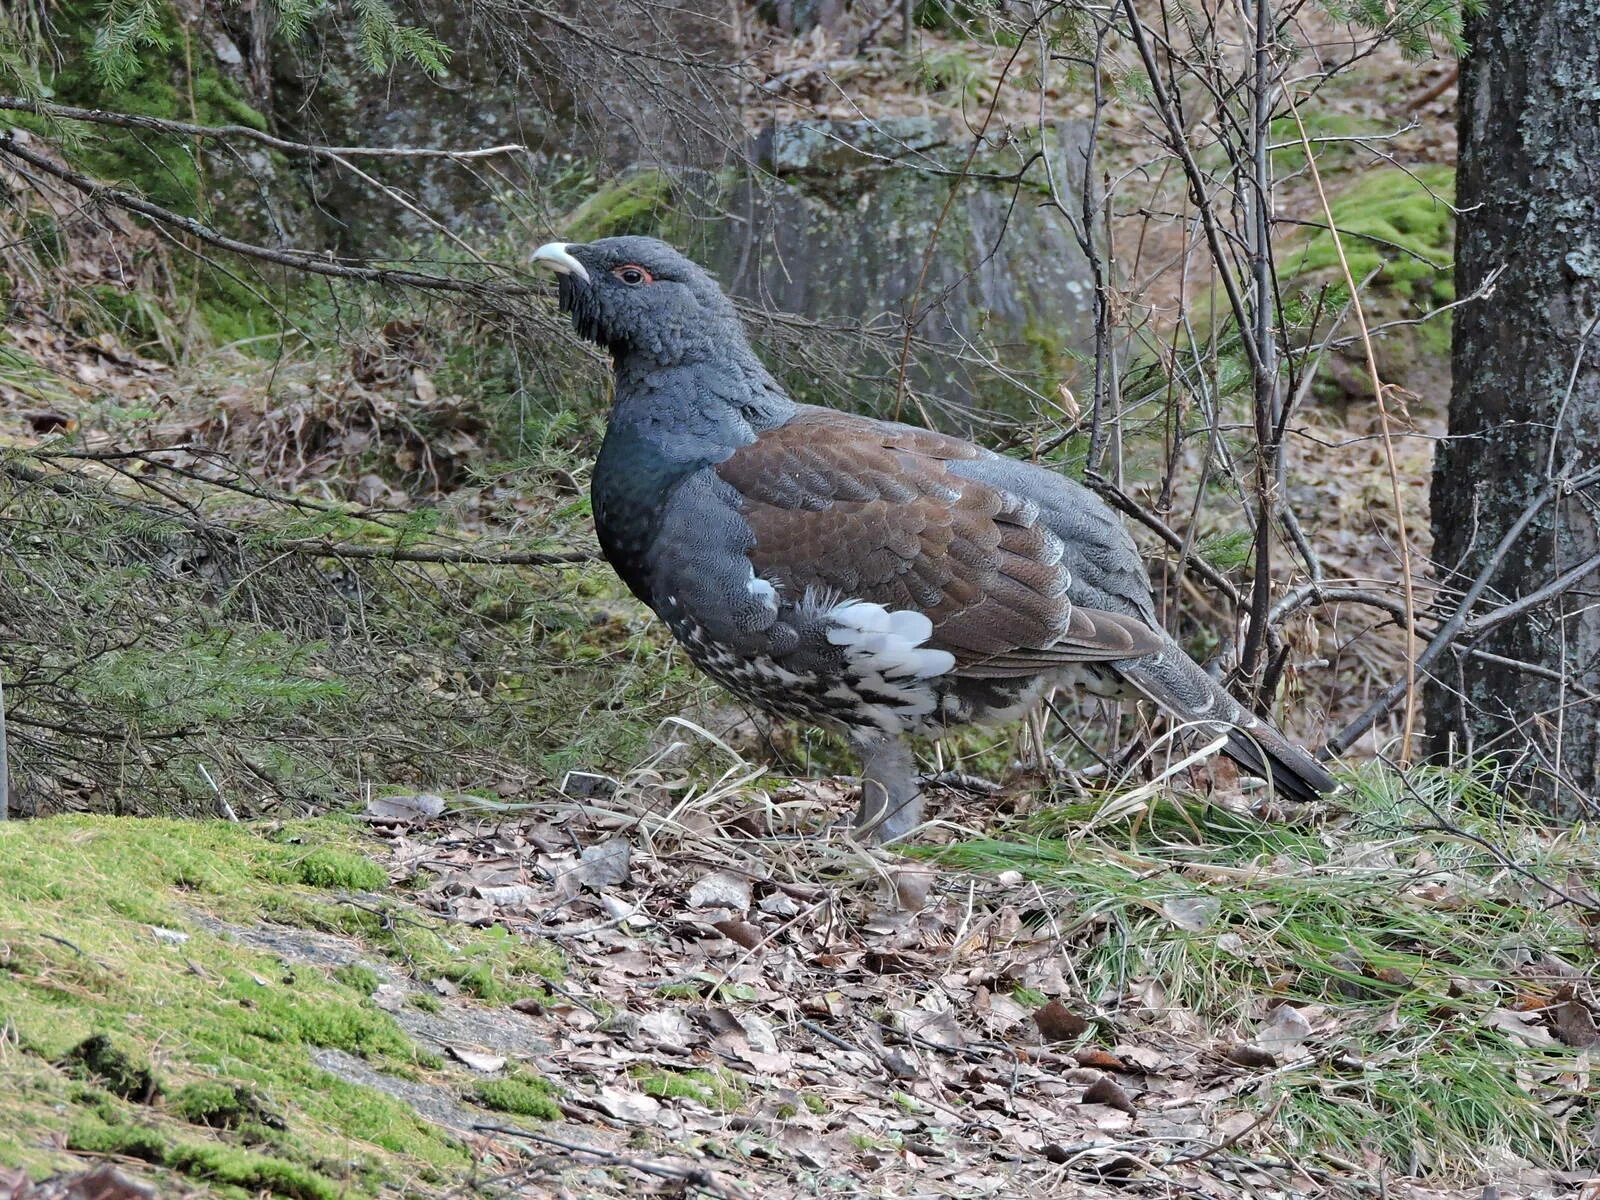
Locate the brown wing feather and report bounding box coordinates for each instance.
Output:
[716,410,1162,676]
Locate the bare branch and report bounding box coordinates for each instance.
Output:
[0,97,531,160]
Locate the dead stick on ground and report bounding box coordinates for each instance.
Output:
[1173,1095,1286,1164]
[472,1124,738,1198]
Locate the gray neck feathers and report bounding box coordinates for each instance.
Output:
[613,336,795,456]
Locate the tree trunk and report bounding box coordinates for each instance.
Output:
[1426,0,1600,811]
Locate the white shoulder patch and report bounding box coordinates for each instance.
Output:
[746,572,778,609]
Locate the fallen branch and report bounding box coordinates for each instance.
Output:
[6,457,591,570]
[472,1123,738,1198]
[0,97,529,161]
[0,131,533,302]
[274,539,592,567]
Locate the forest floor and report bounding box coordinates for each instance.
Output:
[3,776,1598,1200]
[4,15,1598,1200]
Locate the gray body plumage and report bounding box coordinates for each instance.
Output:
[537,235,1338,840]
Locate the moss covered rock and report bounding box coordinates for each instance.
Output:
[558,118,1100,423]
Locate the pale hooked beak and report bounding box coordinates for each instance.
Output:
[532,242,590,284]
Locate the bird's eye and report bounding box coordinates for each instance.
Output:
[612,265,653,286]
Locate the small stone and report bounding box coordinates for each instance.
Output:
[688,870,752,912]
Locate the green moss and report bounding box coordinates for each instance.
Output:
[170,1081,283,1131]
[0,817,480,1188]
[68,1116,341,1200]
[564,171,680,242]
[224,967,415,1060]
[0,0,301,355]
[630,1067,746,1111]
[36,0,268,212]
[66,1116,171,1163]
[61,1034,158,1102]
[472,1072,562,1120]
[292,846,387,891]
[332,963,382,995]
[1282,166,1455,304]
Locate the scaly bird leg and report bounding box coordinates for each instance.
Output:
[855,737,924,844]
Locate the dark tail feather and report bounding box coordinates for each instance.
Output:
[1116,649,1339,804]
[1221,724,1337,805]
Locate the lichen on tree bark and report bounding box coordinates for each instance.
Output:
[1426,0,1600,809]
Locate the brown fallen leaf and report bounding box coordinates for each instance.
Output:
[1081,1073,1137,1115]
[895,1005,967,1050]
[714,918,765,950]
[1225,1042,1277,1068]
[1033,1000,1089,1042]
[1486,1007,1559,1048]
[892,868,936,910]
[1549,998,1600,1048]
[38,1165,157,1200]
[576,837,632,890]
[1074,1046,1126,1071]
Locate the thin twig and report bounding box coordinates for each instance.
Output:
[472,1123,738,1198]
[1085,472,1244,607]
[1329,469,1600,754]
[1287,90,1419,760]
[0,97,529,160]
[274,539,592,567]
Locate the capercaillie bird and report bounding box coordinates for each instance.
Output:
[533,235,1338,842]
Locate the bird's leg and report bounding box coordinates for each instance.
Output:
[855,736,923,843]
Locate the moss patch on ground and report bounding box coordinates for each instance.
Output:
[631,1066,747,1112]
[1284,164,1455,301]
[0,816,557,1194]
[472,1071,563,1120]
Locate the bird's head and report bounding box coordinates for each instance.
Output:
[532,236,743,365]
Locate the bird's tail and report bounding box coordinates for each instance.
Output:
[1116,648,1338,805]
[1217,717,1338,805]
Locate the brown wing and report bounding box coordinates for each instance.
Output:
[715,409,1162,677]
